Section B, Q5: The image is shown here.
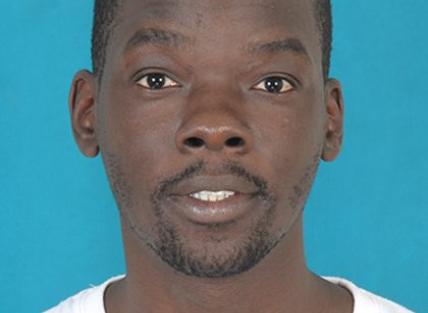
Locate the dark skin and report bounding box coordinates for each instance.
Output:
[70,0,351,312]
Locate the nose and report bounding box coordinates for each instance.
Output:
[175,111,253,155]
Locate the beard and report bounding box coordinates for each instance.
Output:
[148,194,278,278]
[104,154,313,278]
[124,160,280,278]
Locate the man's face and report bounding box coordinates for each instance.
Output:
[79,0,342,277]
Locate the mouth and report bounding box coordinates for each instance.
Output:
[189,190,236,202]
[168,189,259,225]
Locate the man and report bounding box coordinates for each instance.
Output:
[46,0,413,312]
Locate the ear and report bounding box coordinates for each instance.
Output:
[69,70,99,158]
[321,79,344,162]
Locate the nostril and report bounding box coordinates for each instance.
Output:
[225,137,245,147]
[184,137,205,148]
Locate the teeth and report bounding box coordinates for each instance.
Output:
[190,190,236,202]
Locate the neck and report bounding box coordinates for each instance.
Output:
[105,215,352,313]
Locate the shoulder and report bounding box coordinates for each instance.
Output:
[323,276,414,313]
[43,275,125,313]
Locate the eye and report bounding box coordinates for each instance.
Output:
[253,76,294,94]
[137,73,179,90]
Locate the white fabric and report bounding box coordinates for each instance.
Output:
[323,277,414,313]
[45,275,414,313]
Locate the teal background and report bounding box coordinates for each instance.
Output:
[0,1,427,312]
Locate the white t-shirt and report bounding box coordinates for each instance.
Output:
[45,275,414,313]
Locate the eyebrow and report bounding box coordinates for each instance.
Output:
[124,28,192,53]
[124,29,309,62]
[247,38,309,59]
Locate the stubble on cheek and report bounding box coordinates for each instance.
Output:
[288,150,322,211]
[276,149,322,240]
[102,151,148,241]
[103,152,134,213]
[101,150,176,252]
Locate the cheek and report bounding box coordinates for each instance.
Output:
[97,90,181,199]
[251,94,325,196]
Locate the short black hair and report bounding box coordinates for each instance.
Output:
[91,0,332,79]
[314,0,332,79]
[91,0,121,79]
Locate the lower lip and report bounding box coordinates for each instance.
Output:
[167,193,257,225]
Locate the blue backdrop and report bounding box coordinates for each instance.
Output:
[0,1,426,312]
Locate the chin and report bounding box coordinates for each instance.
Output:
[148,209,282,278]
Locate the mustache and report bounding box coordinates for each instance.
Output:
[152,160,273,202]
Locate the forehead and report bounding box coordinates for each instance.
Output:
[108,0,321,73]
[115,0,317,40]
[118,0,314,22]
[116,0,314,33]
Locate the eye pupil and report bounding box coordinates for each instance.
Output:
[264,77,283,93]
[147,73,166,89]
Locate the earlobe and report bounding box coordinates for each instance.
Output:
[321,79,344,162]
[69,70,99,158]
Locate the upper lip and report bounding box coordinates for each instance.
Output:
[169,175,259,196]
